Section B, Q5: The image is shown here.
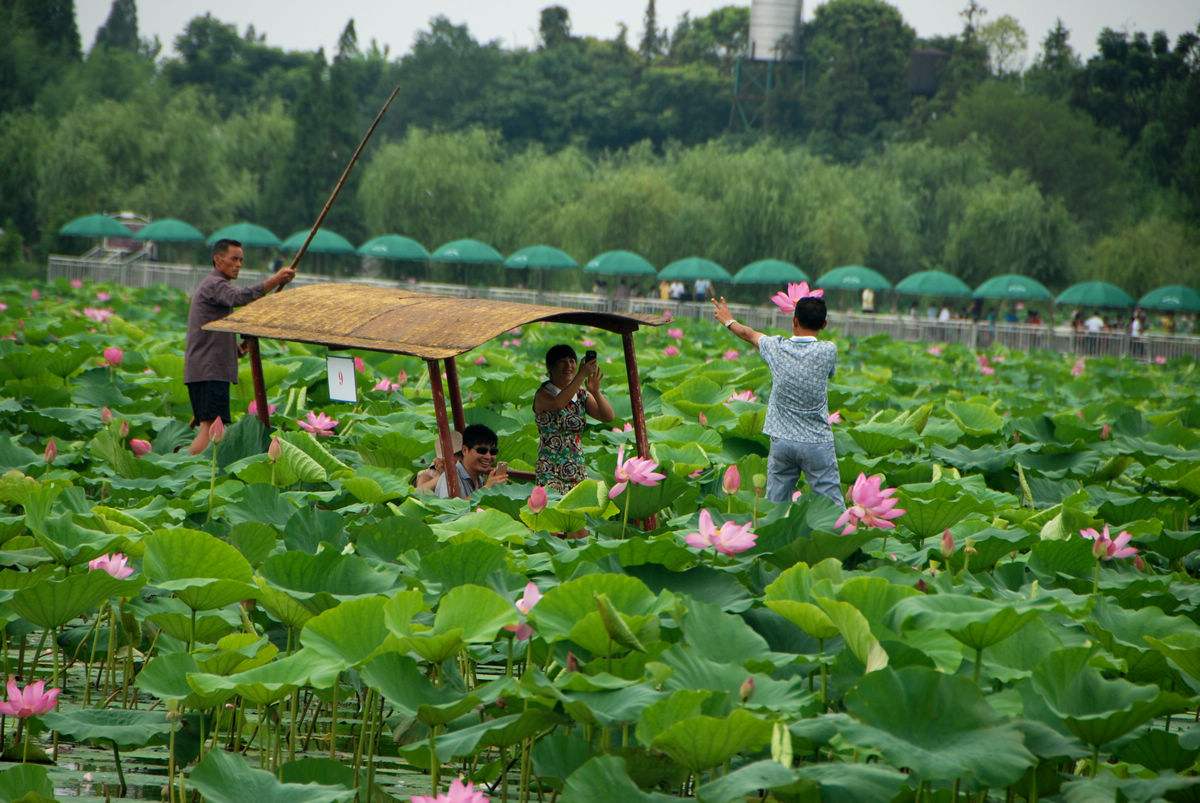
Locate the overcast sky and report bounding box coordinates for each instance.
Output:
[76,1,1198,61]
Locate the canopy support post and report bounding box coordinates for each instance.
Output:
[427,359,460,499]
[247,337,271,429]
[622,330,655,530]
[444,356,466,432]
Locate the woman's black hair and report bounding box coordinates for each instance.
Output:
[545,344,578,374]
[794,297,828,330]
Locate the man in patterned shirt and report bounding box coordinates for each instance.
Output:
[712,294,844,508]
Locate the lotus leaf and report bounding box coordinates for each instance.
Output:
[142,527,257,610]
[188,748,356,803]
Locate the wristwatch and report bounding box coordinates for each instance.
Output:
[724,319,737,328]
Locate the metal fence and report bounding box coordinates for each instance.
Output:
[47,255,1199,362]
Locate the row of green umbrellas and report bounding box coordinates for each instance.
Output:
[59,214,1200,312]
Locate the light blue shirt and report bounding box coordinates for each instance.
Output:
[757,335,837,443]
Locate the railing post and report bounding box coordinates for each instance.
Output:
[427,359,460,499]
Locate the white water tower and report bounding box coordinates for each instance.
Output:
[748,0,804,62]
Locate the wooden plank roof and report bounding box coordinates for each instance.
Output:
[204,283,667,359]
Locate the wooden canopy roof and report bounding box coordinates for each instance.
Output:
[204,283,667,359]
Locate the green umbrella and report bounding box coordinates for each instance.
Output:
[358,234,430,262]
[59,214,134,238]
[281,228,356,256]
[732,259,811,285]
[133,218,205,244]
[816,265,892,291]
[1055,281,1135,308]
[431,239,504,265]
[583,250,656,277]
[505,245,578,270]
[658,257,732,282]
[1138,285,1200,313]
[207,223,281,249]
[894,270,972,298]
[972,274,1052,302]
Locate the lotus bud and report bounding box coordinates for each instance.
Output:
[739,676,755,703]
[209,417,225,444]
[354,356,365,373]
[100,406,113,424]
[752,474,766,490]
[43,438,57,464]
[129,438,151,457]
[528,485,548,514]
[1134,555,1146,572]
[941,529,956,556]
[103,346,123,366]
[267,437,282,463]
[915,579,928,593]
[566,651,579,672]
[1100,423,1111,440]
[722,464,741,495]
[964,539,977,555]
[118,420,129,438]
[1028,580,1039,598]
[698,412,707,426]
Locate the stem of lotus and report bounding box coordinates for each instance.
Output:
[1091,563,1100,596]
[819,639,828,710]
[288,689,298,763]
[366,692,384,799]
[207,443,220,522]
[112,740,127,796]
[167,724,176,803]
[104,607,117,699]
[506,637,514,676]
[952,778,959,800]
[1091,744,1100,777]
[974,648,984,686]
[21,726,29,764]
[30,627,49,681]
[84,602,107,707]
[329,674,339,758]
[188,608,197,653]
[1029,766,1038,802]
[429,723,441,795]
[353,688,372,775]
[619,487,631,539]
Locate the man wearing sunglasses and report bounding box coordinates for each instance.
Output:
[435,424,508,498]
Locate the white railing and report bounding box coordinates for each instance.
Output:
[47,255,1200,362]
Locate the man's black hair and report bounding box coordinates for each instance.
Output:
[545,343,578,373]
[462,423,498,450]
[794,297,828,331]
[212,239,242,260]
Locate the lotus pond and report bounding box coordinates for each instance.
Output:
[0,278,1199,802]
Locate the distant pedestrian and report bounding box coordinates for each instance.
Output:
[184,239,294,455]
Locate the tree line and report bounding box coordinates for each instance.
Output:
[0,0,1197,295]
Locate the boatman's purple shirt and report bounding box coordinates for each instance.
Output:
[184,269,267,384]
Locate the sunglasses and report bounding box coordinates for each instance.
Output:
[469,445,499,456]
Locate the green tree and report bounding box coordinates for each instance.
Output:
[1025,18,1080,99]
[639,0,662,60]
[977,14,1027,76]
[0,112,49,240]
[539,6,572,49]
[930,82,1135,232]
[943,172,1078,288]
[94,0,139,52]
[803,0,916,157]
[667,6,749,69]
[1088,216,1200,297]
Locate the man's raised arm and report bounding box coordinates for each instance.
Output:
[711,297,763,347]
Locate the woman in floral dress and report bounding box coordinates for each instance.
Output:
[534,344,615,493]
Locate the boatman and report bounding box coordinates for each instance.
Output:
[184,239,294,455]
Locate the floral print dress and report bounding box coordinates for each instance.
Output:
[534,382,589,493]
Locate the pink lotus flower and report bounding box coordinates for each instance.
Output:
[83,307,113,324]
[770,282,824,314]
[1100,423,1111,440]
[828,411,842,424]
[209,417,226,445]
[927,345,943,357]
[941,529,955,556]
[354,356,365,373]
[511,338,522,347]
[739,675,755,702]
[0,302,6,312]
[412,778,490,803]
[396,370,408,385]
[129,438,151,457]
[723,464,740,494]
[1155,355,1167,365]
[502,582,543,641]
[88,552,134,579]
[723,349,739,361]
[834,473,906,535]
[698,412,708,425]
[267,437,282,462]
[0,678,59,718]
[100,407,113,424]
[1071,358,1085,377]
[684,510,758,556]
[528,486,548,514]
[373,378,398,392]
[299,411,338,436]
[508,326,523,336]
[96,291,111,302]
[581,338,595,348]
[30,289,40,301]
[474,356,486,365]
[1081,524,1137,561]
[70,279,83,289]
[247,400,277,416]
[791,490,803,502]
[668,327,684,340]
[728,390,757,403]
[103,346,123,367]
[501,340,511,348]
[609,445,665,499]
[663,345,680,357]
[43,439,56,464]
